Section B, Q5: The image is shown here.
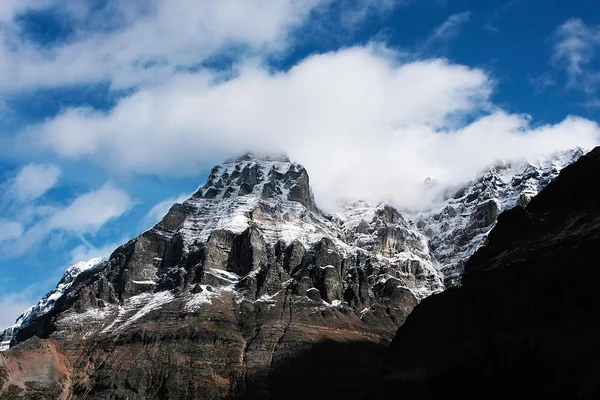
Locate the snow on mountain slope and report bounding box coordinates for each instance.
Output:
[0,149,582,352]
[410,147,584,286]
[172,153,339,250]
[0,257,105,351]
[337,200,442,298]
[148,154,444,298]
[1,153,445,354]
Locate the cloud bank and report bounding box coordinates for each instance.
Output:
[0,0,406,91]
[28,45,600,211]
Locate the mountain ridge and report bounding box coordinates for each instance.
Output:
[0,148,587,399]
[373,145,600,398]
[0,153,442,399]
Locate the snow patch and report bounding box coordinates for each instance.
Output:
[184,285,233,311]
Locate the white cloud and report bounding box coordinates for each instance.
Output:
[553,18,600,95]
[48,183,133,234]
[27,45,600,211]
[9,163,61,202]
[0,0,341,90]
[0,0,53,22]
[0,220,24,242]
[485,23,499,34]
[530,73,557,92]
[1,182,132,257]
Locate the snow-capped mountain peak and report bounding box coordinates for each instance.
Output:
[411,147,584,286]
[0,148,582,357]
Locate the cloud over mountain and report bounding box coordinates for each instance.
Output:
[29,45,600,210]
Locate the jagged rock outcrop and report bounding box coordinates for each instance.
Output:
[374,146,600,398]
[0,153,442,399]
[411,147,583,286]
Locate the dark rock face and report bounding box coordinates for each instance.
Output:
[374,147,600,398]
[0,154,442,399]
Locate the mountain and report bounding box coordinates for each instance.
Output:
[373,146,600,398]
[0,258,105,352]
[410,147,583,286]
[0,154,443,399]
[0,149,585,399]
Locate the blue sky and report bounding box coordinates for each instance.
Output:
[1,0,600,327]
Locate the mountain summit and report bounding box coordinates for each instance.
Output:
[0,149,585,399]
[0,154,443,399]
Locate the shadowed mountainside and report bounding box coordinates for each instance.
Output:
[373,146,600,398]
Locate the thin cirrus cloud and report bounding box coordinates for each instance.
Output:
[47,182,133,234]
[0,290,34,328]
[8,163,61,203]
[430,11,472,42]
[420,11,473,51]
[27,44,600,211]
[0,0,324,89]
[553,18,600,98]
[1,182,133,257]
[0,220,24,242]
[69,240,125,265]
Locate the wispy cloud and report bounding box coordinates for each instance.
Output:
[339,0,405,25]
[530,73,557,93]
[69,240,125,265]
[485,23,499,34]
[431,12,473,42]
[0,220,24,242]
[0,273,61,328]
[48,183,132,235]
[553,18,600,105]
[420,11,472,52]
[8,164,61,203]
[0,291,34,328]
[0,0,405,93]
[483,0,522,35]
[0,181,133,257]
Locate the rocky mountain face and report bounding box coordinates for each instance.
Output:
[373,146,600,398]
[411,148,583,286]
[0,148,585,399]
[0,154,443,399]
[0,258,105,352]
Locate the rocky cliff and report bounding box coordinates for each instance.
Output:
[411,147,583,286]
[0,154,443,399]
[374,146,600,398]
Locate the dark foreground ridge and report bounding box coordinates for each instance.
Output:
[373,146,600,398]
